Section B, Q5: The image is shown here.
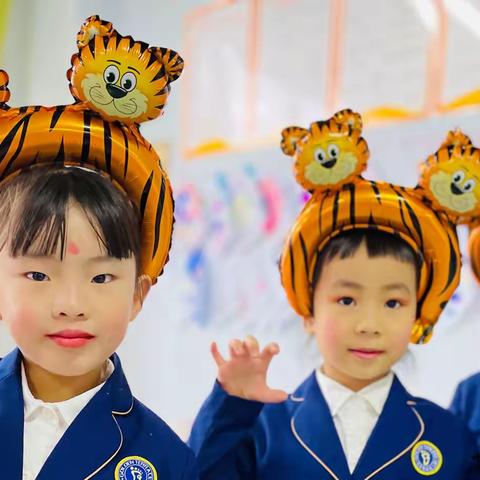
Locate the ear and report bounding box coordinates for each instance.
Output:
[280,127,309,156]
[333,109,362,131]
[302,315,316,334]
[76,15,114,48]
[130,274,152,322]
[149,47,184,83]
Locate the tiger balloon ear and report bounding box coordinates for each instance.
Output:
[332,108,363,132]
[281,127,309,156]
[149,47,184,84]
[76,15,114,48]
[440,129,473,151]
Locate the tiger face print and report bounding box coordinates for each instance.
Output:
[68,15,184,125]
[281,109,369,191]
[419,130,480,220]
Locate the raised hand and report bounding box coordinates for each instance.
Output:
[211,335,288,403]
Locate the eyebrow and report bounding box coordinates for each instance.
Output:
[332,279,412,294]
[127,66,140,74]
[107,59,121,65]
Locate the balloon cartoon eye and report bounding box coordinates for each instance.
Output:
[328,144,340,159]
[314,148,327,163]
[121,72,137,92]
[103,65,120,85]
[463,179,476,192]
[452,170,465,184]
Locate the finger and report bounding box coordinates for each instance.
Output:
[260,342,280,360]
[210,342,226,367]
[229,339,246,358]
[244,335,260,357]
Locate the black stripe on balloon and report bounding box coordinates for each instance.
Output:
[441,231,459,294]
[53,139,65,164]
[404,200,424,251]
[370,180,382,204]
[347,183,355,225]
[26,151,39,168]
[417,262,434,312]
[289,238,296,293]
[50,106,66,131]
[139,171,153,220]
[318,194,327,233]
[18,106,27,114]
[332,190,340,231]
[103,120,112,175]
[0,114,31,163]
[80,110,92,165]
[119,127,129,178]
[1,114,33,178]
[152,177,166,259]
[299,232,309,280]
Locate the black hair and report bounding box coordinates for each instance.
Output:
[0,164,141,271]
[311,229,423,292]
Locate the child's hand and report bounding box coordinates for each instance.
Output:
[211,336,288,403]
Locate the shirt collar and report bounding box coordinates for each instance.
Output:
[315,367,394,416]
[21,359,115,426]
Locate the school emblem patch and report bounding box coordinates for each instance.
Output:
[411,441,443,475]
[114,456,158,480]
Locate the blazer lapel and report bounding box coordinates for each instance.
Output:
[0,349,25,479]
[37,353,134,480]
[352,376,424,480]
[290,373,350,480]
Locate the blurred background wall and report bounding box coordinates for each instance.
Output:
[2,0,480,438]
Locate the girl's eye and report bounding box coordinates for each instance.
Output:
[338,297,355,306]
[26,272,49,282]
[92,274,113,284]
[385,299,401,309]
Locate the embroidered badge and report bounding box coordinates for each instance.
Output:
[115,456,158,480]
[411,441,443,475]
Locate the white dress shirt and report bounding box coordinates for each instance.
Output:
[21,360,114,480]
[315,368,394,473]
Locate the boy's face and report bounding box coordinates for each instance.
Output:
[304,241,417,391]
[0,204,150,378]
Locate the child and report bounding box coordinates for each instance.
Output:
[450,223,480,450]
[189,110,480,479]
[0,16,197,480]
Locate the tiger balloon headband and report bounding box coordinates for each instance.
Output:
[279,110,480,344]
[0,15,184,282]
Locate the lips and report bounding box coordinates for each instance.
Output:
[349,348,385,359]
[47,330,95,348]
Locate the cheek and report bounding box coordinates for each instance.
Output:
[314,314,345,351]
[7,307,41,339]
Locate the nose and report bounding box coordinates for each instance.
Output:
[106,84,127,99]
[354,306,382,336]
[52,285,88,320]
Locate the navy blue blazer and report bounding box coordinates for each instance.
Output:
[451,372,480,452]
[189,372,479,479]
[0,348,198,479]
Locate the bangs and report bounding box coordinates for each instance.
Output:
[0,165,141,267]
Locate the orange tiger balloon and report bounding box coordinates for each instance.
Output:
[0,15,184,282]
[281,109,369,191]
[468,223,480,283]
[418,130,480,223]
[279,111,474,344]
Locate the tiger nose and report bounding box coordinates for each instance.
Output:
[106,84,127,99]
[450,183,463,195]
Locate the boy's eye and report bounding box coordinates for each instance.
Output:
[338,297,355,306]
[385,299,401,309]
[92,274,113,284]
[26,272,49,282]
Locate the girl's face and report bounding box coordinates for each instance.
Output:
[304,241,417,391]
[0,203,150,378]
